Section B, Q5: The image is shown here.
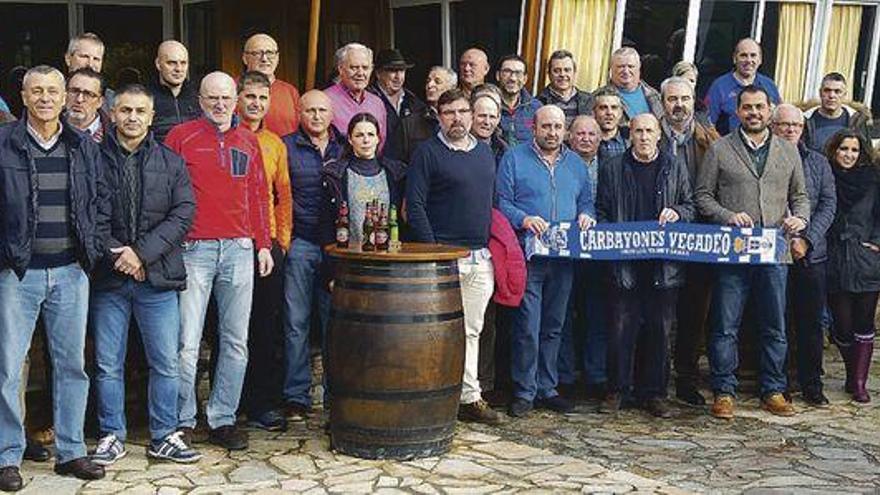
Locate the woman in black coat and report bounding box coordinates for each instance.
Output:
[825,129,880,403]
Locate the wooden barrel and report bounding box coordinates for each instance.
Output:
[326,243,469,460]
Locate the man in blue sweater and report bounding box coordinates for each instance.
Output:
[496,105,595,417]
[406,88,501,425]
[704,38,781,136]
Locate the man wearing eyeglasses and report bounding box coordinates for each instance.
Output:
[65,67,110,143]
[164,71,273,452]
[242,33,300,138]
[495,55,541,148]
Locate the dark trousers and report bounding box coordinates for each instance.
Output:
[674,263,713,391]
[828,290,880,346]
[478,302,497,392]
[790,261,828,394]
[242,242,285,417]
[607,283,677,400]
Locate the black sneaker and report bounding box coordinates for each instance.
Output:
[0,466,22,492]
[508,398,533,417]
[802,389,830,407]
[535,395,574,413]
[90,434,127,466]
[247,409,288,432]
[208,425,248,451]
[148,431,203,463]
[24,437,50,462]
[643,398,674,418]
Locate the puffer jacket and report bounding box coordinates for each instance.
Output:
[596,148,695,290]
[489,208,525,306]
[797,143,836,264]
[94,129,195,291]
[0,119,107,278]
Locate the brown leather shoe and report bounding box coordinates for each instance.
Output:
[711,394,735,419]
[0,466,22,492]
[54,457,105,480]
[762,392,796,416]
[458,399,502,425]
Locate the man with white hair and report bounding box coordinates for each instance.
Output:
[325,42,387,149]
[0,65,108,490]
[399,66,457,161]
[165,71,273,452]
[657,76,720,406]
[771,103,836,406]
[149,40,200,142]
[496,105,595,418]
[242,33,301,137]
[65,32,115,111]
[593,47,663,125]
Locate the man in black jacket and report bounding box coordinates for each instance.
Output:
[148,41,200,142]
[0,65,107,491]
[596,113,694,418]
[368,49,427,161]
[89,84,199,466]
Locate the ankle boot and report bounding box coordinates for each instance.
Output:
[851,334,874,403]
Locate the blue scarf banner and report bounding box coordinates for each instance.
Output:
[525,221,789,264]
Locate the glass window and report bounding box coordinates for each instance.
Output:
[622,0,689,90]
[694,1,757,98]
[183,1,218,83]
[392,4,442,99]
[851,6,877,102]
[451,0,520,66]
[0,2,69,116]
[82,4,164,88]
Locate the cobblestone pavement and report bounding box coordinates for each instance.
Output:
[15,348,880,494]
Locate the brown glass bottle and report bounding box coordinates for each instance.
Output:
[362,202,375,251]
[336,201,350,248]
[375,203,389,251]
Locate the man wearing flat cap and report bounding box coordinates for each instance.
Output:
[368,48,426,161]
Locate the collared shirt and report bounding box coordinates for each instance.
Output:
[380,86,406,115]
[599,130,628,160]
[325,81,388,151]
[579,154,599,199]
[85,115,103,142]
[531,141,565,170]
[738,127,771,177]
[739,127,770,151]
[437,130,478,152]
[26,120,63,150]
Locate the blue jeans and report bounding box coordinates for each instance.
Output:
[511,258,574,402]
[282,238,330,407]
[178,238,254,429]
[709,264,789,397]
[559,262,606,386]
[91,280,180,442]
[0,264,89,466]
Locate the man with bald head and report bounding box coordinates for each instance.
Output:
[243,33,301,137]
[496,105,594,418]
[596,113,694,418]
[165,71,273,451]
[325,43,387,149]
[280,89,345,417]
[705,38,781,135]
[149,40,200,142]
[771,103,836,406]
[0,65,108,489]
[459,48,490,98]
[593,47,663,125]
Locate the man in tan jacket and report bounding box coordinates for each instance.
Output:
[695,85,809,420]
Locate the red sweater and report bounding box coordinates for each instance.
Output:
[165,118,271,250]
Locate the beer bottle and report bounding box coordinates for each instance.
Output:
[362,202,375,251]
[336,201,350,248]
[376,203,389,251]
[389,205,400,251]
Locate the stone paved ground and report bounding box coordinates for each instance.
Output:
[15,348,880,494]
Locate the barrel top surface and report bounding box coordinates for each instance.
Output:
[326,243,471,262]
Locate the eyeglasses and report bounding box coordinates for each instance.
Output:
[244,49,279,59]
[439,108,472,117]
[774,122,804,129]
[67,87,100,101]
[499,68,525,78]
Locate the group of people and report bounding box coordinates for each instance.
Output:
[0,29,876,493]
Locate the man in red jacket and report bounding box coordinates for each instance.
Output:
[165,71,273,451]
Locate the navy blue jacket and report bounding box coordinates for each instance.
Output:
[0,119,107,278]
[95,129,195,291]
[283,125,345,244]
[797,143,836,264]
[597,148,694,290]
